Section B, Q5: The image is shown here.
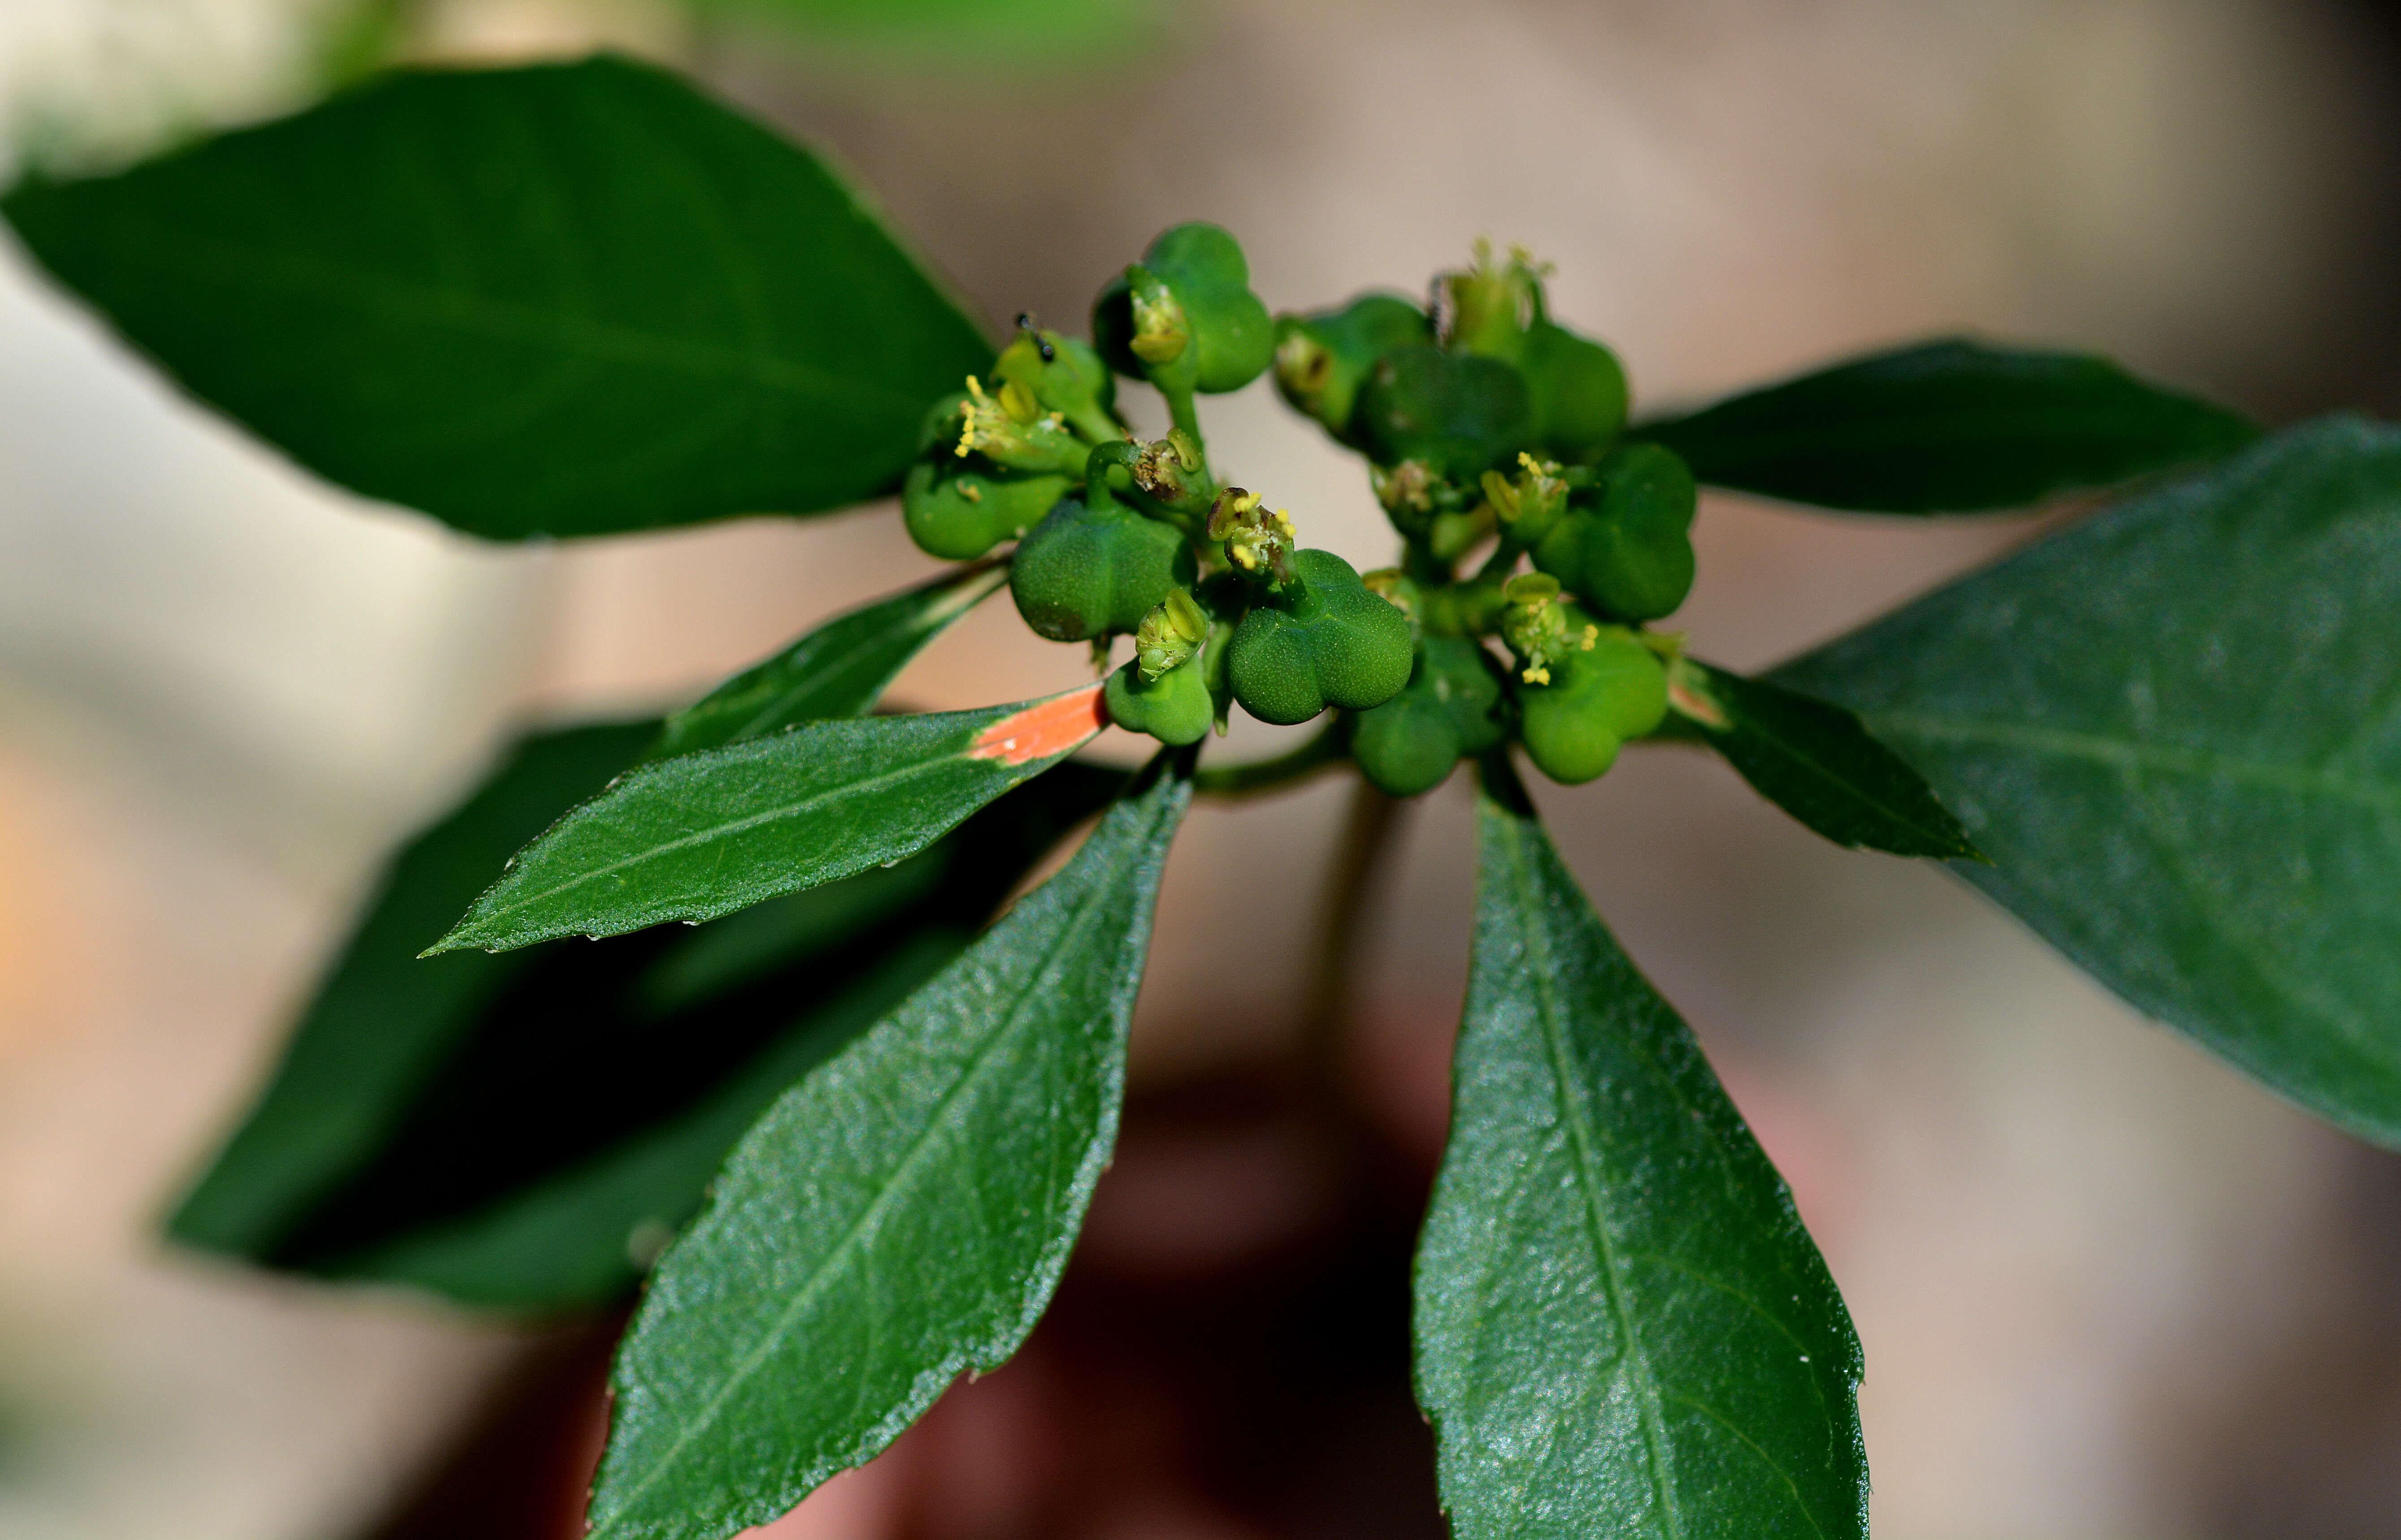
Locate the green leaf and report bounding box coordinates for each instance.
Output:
[1665,656,1982,860]
[686,0,1162,68]
[0,56,991,540]
[431,682,1112,954]
[1414,759,1866,1540]
[1778,415,2401,1143]
[208,764,1126,1310]
[168,720,658,1261]
[587,751,1192,1540]
[1637,338,2259,513]
[645,562,1006,763]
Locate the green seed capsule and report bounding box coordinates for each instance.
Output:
[902,461,1068,561]
[1226,548,1415,725]
[1355,345,1535,481]
[1104,651,1213,746]
[1531,444,1698,621]
[1350,636,1506,797]
[1515,625,1668,785]
[1272,293,1433,443]
[1092,224,1277,395]
[1009,496,1197,642]
[1518,320,1628,464]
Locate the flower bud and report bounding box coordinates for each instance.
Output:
[1135,587,1208,680]
[1435,239,1548,363]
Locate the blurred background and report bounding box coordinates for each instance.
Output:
[4,0,2401,1535]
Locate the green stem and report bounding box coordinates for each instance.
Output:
[1083,440,1140,510]
[1192,720,1348,797]
[1296,775,1406,1148]
[1163,384,1203,448]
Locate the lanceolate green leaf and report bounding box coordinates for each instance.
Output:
[1777,415,2401,1143]
[1638,338,2258,513]
[646,563,1006,762]
[432,682,1111,954]
[1666,656,1982,860]
[241,765,1125,1310]
[0,56,991,539]
[588,752,1192,1540]
[168,719,657,1260]
[1414,759,1866,1540]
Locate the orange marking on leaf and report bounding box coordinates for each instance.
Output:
[968,683,1109,766]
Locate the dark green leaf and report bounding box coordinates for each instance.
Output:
[220,765,1126,1309]
[168,720,657,1260]
[645,562,1006,763]
[1414,759,1866,1540]
[431,682,1111,954]
[0,56,991,539]
[587,752,1191,1540]
[1638,338,2259,513]
[1776,415,2401,1143]
[1665,656,1982,859]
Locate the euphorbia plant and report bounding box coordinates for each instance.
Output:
[8,52,2397,1540]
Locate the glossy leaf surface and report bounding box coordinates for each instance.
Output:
[1639,338,2258,513]
[587,754,1191,1540]
[1666,657,1982,860]
[1414,762,1866,1540]
[214,766,1124,1309]
[433,683,1110,953]
[1,57,991,539]
[646,563,1006,763]
[1777,416,2401,1141]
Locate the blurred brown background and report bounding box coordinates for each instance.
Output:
[4,0,2401,1535]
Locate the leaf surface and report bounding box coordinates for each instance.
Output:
[1666,656,1982,859]
[0,56,990,539]
[432,683,1110,953]
[1413,759,1867,1540]
[1778,415,2401,1141]
[646,563,1005,763]
[587,752,1191,1540]
[1638,338,2258,513]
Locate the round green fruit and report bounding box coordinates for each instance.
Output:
[1355,345,1534,480]
[1092,223,1276,395]
[1009,496,1196,642]
[1350,637,1506,797]
[902,462,1069,561]
[1519,321,1628,464]
[1532,445,1698,621]
[1226,548,1415,725]
[1273,293,1432,443]
[1104,654,1213,746]
[1516,630,1668,785]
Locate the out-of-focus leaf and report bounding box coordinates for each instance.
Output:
[687,0,1162,69]
[587,752,1191,1540]
[1638,338,2258,513]
[1666,656,1982,859]
[1414,758,1866,1540]
[1,56,990,539]
[245,765,1127,1309]
[1777,415,2401,1144]
[432,683,1110,954]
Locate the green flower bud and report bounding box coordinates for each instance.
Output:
[993,323,1120,444]
[1135,586,1208,680]
[1436,240,1548,363]
[956,374,1088,475]
[1531,444,1698,621]
[1518,320,1628,464]
[1093,224,1276,395]
[1272,292,1433,442]
[1356,345,1534,481]
[1104,649,1213,746]
[1351,636,1507,797]
[1516,623,1668,785]
[1481,453,1571,548]
[1009,494,1197,642]
[1226,548,1415,725]
[901,461,1070,561]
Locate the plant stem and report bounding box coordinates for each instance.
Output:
[1296,776,1406,1143]
[1191,721,1348,797]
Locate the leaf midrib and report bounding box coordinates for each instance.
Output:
[1721,705,1967,853]
[1866,711,2401,812]
[1503,817,1683,1540]
[590,830,1134,1536]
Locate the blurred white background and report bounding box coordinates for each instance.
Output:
[3,0,2401,1536]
